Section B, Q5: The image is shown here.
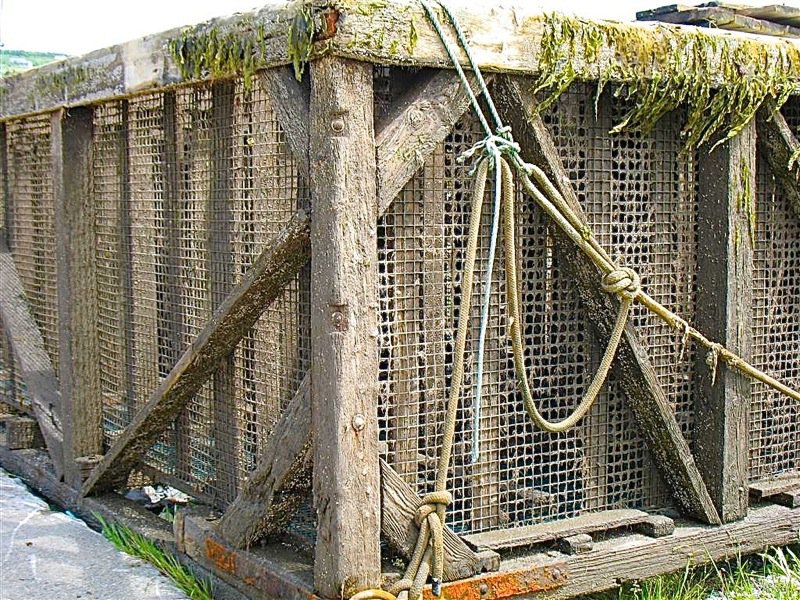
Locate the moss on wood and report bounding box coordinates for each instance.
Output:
[533,13,800,150]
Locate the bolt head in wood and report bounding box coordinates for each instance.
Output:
[352,414,366,431]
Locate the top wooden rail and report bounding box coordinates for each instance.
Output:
[2,0,800,120]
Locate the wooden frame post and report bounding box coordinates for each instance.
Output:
[694,122,756,522]
[309,56,382,597]
[52,107,103,488]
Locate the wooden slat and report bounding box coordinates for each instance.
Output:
[381,459,500,581]
[52,107,103,487]
[308,56,381,598]
[638,6,800,37]
[0,242,63,476]
[749,475,800,500]
[80,209,311,495]
[216,375,312,548]
[494,76,721,525]
[756,102,800,220]
[463,509,656,551]
[694,122,755,523]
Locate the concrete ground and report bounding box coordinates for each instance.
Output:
[0,468,189,600]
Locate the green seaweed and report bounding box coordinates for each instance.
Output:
[533,14,800,151]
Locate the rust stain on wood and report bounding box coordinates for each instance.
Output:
[422,564,567,600]
[205,538,236,574]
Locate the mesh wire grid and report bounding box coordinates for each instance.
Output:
[0,319,32,414]
[92,74,310,507]
[377,81,699,534]
[5,116,60,374]
[749,100,800,482]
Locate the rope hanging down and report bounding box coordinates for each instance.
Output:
[352,1,800,599]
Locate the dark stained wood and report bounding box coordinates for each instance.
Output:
[376,70,486,215]
[0,242,63,476]
[463,508,657,552]
[694,122,755,523]
[757,103,800,220]
[216,375,312,548]
[381,459,500,581]
[52,107,104,488]
[81,209,311,495]
[258,67,310,179]
[308,56,381,598]
[209,81,239,504]
[494,76,721,525]
[772,490,800,509]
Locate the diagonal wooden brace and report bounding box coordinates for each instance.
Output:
[494,76,721,525]
[756,101,800,220]
[0,241,64,477]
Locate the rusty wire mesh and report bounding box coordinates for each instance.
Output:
[5,116,60,374]
[91,74,309,507]
[377,81,698,534]
[749,102,800,483]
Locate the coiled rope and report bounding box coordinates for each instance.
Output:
[352,2,800,599]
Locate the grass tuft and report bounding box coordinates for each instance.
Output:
[96,514,214,600]
[587,546,799,600]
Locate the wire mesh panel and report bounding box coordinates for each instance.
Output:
[92,72,309,507]
[749,102,800,482]
[5,116,59,373]
[377,81,698,534]
[0,320,32,414]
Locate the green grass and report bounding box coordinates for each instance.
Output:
[96,514,214,600]
[585,546,799,600]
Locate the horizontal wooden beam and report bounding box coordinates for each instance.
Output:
[3,1,799,121]
[750,475,800,500]
[757,102,800,220]
[0,5,300,119]
[216,375,312,548]
[0,241,64,477]
[381,458,500,582]
[494,76,721,525]
[463,509,673,552]
[81,210,311,495]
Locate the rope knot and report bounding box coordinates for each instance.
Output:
[706,342,724,386]
[601,267,641,302]
[415,492,452,526]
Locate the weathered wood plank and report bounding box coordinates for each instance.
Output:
[52,106,103,488]
[2,416,44,450]
[756,102,800,220]
[463,508,657,551]
[773,490,800,509]
[308,56,381,598]
[216,375,312,549]
[694,122,755,523]
[0,5,300,119]
[376,70,485,215]
[638,6,800,38]
[494,76,721,525]
[381,458,500,581]
[181,513,316,600]
[750,475,800,500]
[0,242,63,476]
[257,67,310,179]
[81,209,311,495]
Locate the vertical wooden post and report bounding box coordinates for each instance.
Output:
[1,123,8,243]
[309,56,381,597]
[694,121,756,523]
[52,107,103,488]
[210,81,239,503]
